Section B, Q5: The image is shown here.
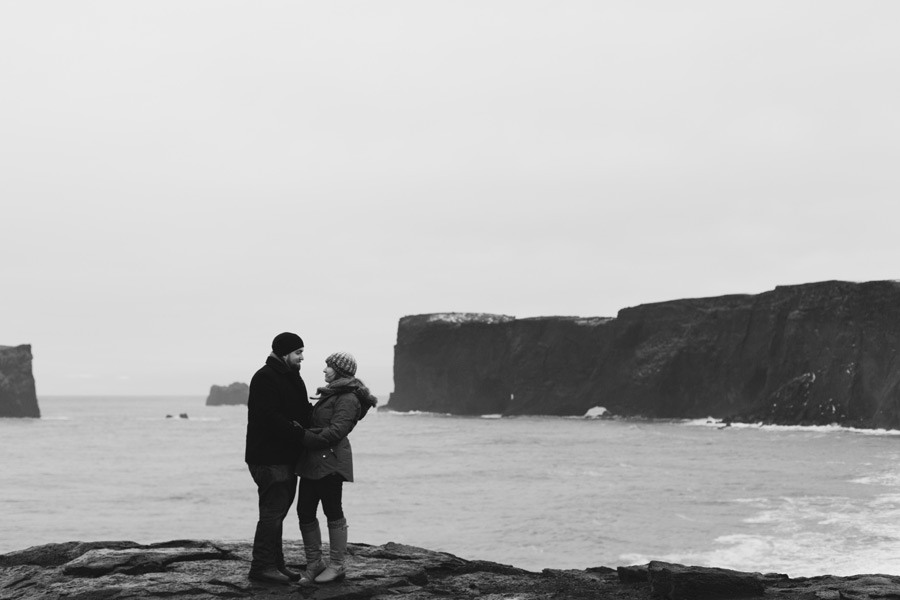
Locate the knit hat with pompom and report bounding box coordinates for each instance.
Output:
[326,352,357,378]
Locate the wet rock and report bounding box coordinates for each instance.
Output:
[3,539,900,600]
[618,564,650,583]
[647,561,765,599]
[62,543,230,577]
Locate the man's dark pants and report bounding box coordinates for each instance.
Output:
[248,464,297,573]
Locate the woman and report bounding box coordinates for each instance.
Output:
[294,351,377,584]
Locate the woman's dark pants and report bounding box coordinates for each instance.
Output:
[248,464,297,573]
[297,473,344,523]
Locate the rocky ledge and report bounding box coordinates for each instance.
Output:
[2,539,899,600]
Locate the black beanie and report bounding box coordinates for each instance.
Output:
[272,332,304,356]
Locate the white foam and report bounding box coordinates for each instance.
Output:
[620,529,900,577]
[681,418,758,429]
[583,406,608,418]
[852,473,900,487]
[701,493,900,575]
[380,410,453,417]
[681,419,900,436]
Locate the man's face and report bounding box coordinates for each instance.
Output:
[285,348,304,370]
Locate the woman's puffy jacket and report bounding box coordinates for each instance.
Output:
[295,377,377,482]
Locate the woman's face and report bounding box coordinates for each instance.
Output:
[323,365,337,383]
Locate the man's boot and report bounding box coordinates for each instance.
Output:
[298,519,327,584]
[249,520,292,584]
[249,568,292,585]
[275,521,301,581]
[277,564,301,581]
[315,518,348,583]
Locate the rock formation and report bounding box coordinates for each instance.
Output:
[206,382,249,406]
[387,281,900,429]
[1,539,898,600]
[0,344,40,418]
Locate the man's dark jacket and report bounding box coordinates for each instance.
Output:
[245,355,310,465]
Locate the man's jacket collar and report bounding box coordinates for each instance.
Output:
[266,354,291,374]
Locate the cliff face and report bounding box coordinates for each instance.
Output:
[0,344,40,418]
[388,281,900,428]
[206,382,249,406]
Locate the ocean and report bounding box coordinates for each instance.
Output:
[2,395,899,577]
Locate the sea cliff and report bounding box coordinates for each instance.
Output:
[0,344,40,418]
[2,539,898,600]
[387,280,900,428]
[206,382,249,406]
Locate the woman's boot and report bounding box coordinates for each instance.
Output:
[298,520,327,584]
[315,518,348,583]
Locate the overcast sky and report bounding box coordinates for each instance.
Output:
[3,1,899,397]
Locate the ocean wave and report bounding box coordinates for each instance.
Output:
[10,395,900,577]
[852,474,900,486]
[682,418,900,436]
[133,416,222,422]
[619,529,900,577]
[379,410,454,417]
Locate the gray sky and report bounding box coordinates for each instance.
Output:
[3,1,899,397]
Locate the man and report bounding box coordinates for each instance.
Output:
[245,332,310,584]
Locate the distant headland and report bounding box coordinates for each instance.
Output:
[0,344,39,418]
[386,280,900,430]
[206,382,249,406]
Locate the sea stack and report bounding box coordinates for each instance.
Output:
[0,344,40,418]
[206,382,249,406]
[388,280,900,429]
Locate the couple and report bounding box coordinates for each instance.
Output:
[244,332,377,585]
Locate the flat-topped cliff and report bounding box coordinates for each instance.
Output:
[206,382,249,406]
[0,344,40,418]
[387,280,900,428]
